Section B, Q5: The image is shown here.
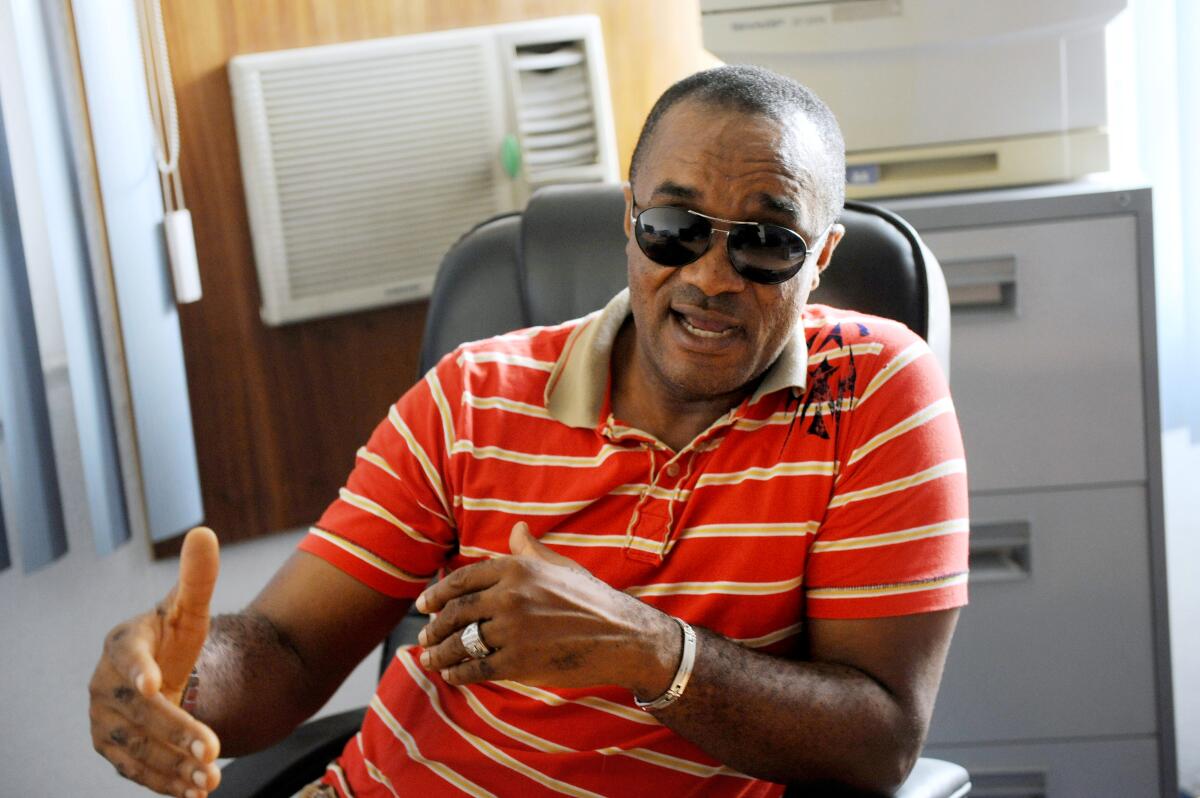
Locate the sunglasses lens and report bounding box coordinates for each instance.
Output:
[635,207,711,267]
[728,223,808,284]
[634,205,814,285]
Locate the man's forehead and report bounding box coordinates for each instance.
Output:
[638,102,822,223]
[647,179,803,219]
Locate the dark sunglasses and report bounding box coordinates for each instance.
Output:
[630,202,830,285]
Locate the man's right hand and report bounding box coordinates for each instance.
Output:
[89,528,223,797]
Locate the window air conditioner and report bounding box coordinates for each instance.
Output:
[229,15,618,326]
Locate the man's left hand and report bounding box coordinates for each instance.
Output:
[415,523,679,699]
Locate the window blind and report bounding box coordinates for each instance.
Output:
[0,103,69,572]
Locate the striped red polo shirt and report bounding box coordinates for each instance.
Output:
[299,289,969,797]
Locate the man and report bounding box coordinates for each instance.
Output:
[90,65,967,797]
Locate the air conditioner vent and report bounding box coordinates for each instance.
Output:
[230,16,617,325]
[512,40,603,180]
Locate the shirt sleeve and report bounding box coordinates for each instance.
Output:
[297,354,461,599]
[805,330,969,619]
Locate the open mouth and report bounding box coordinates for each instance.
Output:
[671,308,739,340]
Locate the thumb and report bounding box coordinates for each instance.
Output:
[509,522,586,572]
[153,527,220,698]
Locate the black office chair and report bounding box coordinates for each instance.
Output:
[218,184,969,798]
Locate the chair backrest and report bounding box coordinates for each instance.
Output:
[386,183,951,669]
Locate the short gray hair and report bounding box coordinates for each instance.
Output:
[629,65,846,227]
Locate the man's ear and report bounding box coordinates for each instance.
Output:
[815,223,846,273]
[622,182,633,238]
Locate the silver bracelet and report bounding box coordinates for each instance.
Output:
[635,618,697,711]
[180,667,199,715]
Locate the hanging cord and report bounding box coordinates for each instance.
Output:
[135,0,184,212]
[134,0,202,304]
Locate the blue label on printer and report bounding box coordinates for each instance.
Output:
[846,164,881,185]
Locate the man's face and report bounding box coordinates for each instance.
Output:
[623,100,844,404]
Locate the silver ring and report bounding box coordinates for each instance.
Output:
[460,621,491,660]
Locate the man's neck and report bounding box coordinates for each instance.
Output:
[609,320,752,452]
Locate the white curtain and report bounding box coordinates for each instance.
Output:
[1179,1,1200,439]
[1111,0,1200,792]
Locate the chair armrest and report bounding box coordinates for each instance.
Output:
[216,708,365,797]
[895,757,971,798]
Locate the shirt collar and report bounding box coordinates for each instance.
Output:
[544,289,809,429]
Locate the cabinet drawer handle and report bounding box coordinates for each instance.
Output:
[968,768,1047,798]
[943,255,1017,312]
[969,519,1032,582]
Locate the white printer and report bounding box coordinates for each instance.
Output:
[700,0,1126,197]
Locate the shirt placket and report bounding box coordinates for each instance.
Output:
[601,411,739,564]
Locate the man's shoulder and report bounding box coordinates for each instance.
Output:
[425,312,608,414]
[437,314,595,371]
[802,304,928,362]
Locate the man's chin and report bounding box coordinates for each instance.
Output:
[660,365,757,404]
[636,321,761,402]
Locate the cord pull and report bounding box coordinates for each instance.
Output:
[164,209,202,304]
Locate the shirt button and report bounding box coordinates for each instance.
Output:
[666,463,680,477]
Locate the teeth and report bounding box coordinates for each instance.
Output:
[680,315,733,339]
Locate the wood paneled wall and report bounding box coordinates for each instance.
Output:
[154,1,712,554]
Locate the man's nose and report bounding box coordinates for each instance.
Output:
[679,232,746,296]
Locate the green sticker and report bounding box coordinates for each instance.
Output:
[501,134,522,179]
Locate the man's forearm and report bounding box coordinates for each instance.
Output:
[191,610,316,756]
[651,627,920,794]
[415,537,951,792]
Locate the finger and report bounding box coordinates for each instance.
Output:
[439,648,506,687]
[94,737,200,797]
[159,528,220,694]
[174,527,220,621]
[509,522,587,572]
[415,558,503,613]
[418,591,491,648]
[144,692,222,764]
[102,616,164,698]
[421,619,497,671]
[91,704,218,792]
[99,677,221,764]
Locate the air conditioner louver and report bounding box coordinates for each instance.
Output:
[512,41,605,186]
[230,16,617,325]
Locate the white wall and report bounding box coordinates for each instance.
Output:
[0,373,380,796]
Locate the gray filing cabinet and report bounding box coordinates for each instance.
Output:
[881,183,1176,797]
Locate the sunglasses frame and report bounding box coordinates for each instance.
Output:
[629,201,832,285]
